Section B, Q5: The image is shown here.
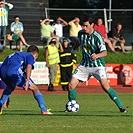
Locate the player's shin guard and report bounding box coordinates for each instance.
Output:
[68,88,77,101]
[0,88,12,108]
[107,87,124,108]
[34,92,47,112]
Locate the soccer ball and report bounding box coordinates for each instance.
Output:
[66,100,79,112]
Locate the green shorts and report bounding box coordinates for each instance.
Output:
[12,34,19,42]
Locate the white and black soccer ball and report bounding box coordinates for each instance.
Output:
[66,100,79,112]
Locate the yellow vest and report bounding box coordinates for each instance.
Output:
[47,45,60,65]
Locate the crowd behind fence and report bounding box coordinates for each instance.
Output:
[45,8,133,34]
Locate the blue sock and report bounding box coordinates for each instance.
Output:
[34,92,47,112]
[0,88,12,108]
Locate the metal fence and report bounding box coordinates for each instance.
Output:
[45,8,133,34]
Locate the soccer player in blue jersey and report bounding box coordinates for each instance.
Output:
[67,15,127,113]
[0,45,52,115]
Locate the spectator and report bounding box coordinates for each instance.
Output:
[10,16,29,51]
[52,17,68,39]
[108,23,125,52]
[0,45,52,115]
[66,15,127,113]
[94,18,116,53]
[40,18,54,46]
[68,17,82,47]
[59,38,76,91]
[0,0,13,48]
[45,38,63,91]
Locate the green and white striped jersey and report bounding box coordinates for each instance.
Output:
[0,4,13,26]
[78,30,107,67]
[11,22,24,32]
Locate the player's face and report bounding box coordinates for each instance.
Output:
[83,21,94,34]
[34,53,38,60]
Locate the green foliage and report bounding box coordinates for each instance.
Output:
[0,94,132,133]
[104,51,133,64]
[75,50,133,64]
[0,48,133,64]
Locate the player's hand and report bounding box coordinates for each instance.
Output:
[24,80,29,91]
[91,53,99,60]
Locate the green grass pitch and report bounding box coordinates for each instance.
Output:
[0,93,132,133]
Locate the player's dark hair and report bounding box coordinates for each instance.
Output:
[27,45,39,54]
[82,15,95,24]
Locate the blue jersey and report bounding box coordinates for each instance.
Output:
[1,52,35,71]
[0,52,35,89]
[78,30,107,67]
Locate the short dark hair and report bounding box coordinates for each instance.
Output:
[82,15,95,24]
[27,45,39,54]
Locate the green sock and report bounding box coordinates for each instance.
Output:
[68,88,76,101]
[107,87,124,108]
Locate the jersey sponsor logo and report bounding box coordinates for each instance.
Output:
[74,69,78,74]
[83,43,92,52]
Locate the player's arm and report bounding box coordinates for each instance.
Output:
[91,36,107,60]
[24,64,32,91]
[91,51,107,60]
[71,31,81,52]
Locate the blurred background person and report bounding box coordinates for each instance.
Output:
[94,18,116,53]
[52,17,68,40]
[0,0,13,48]
[45,38,63,91]
[108,23,126,52]
[10,16,29,51]
[59,38,76,91]
[68,17,82,47]
[40,18,54,46]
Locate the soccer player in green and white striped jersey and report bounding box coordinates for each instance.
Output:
[0,0,13,46]
[67,15,127,113]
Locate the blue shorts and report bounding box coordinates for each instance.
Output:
[0,65,34,90]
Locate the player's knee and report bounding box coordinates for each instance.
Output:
[68,82,75,90]
[29,84,39,93]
